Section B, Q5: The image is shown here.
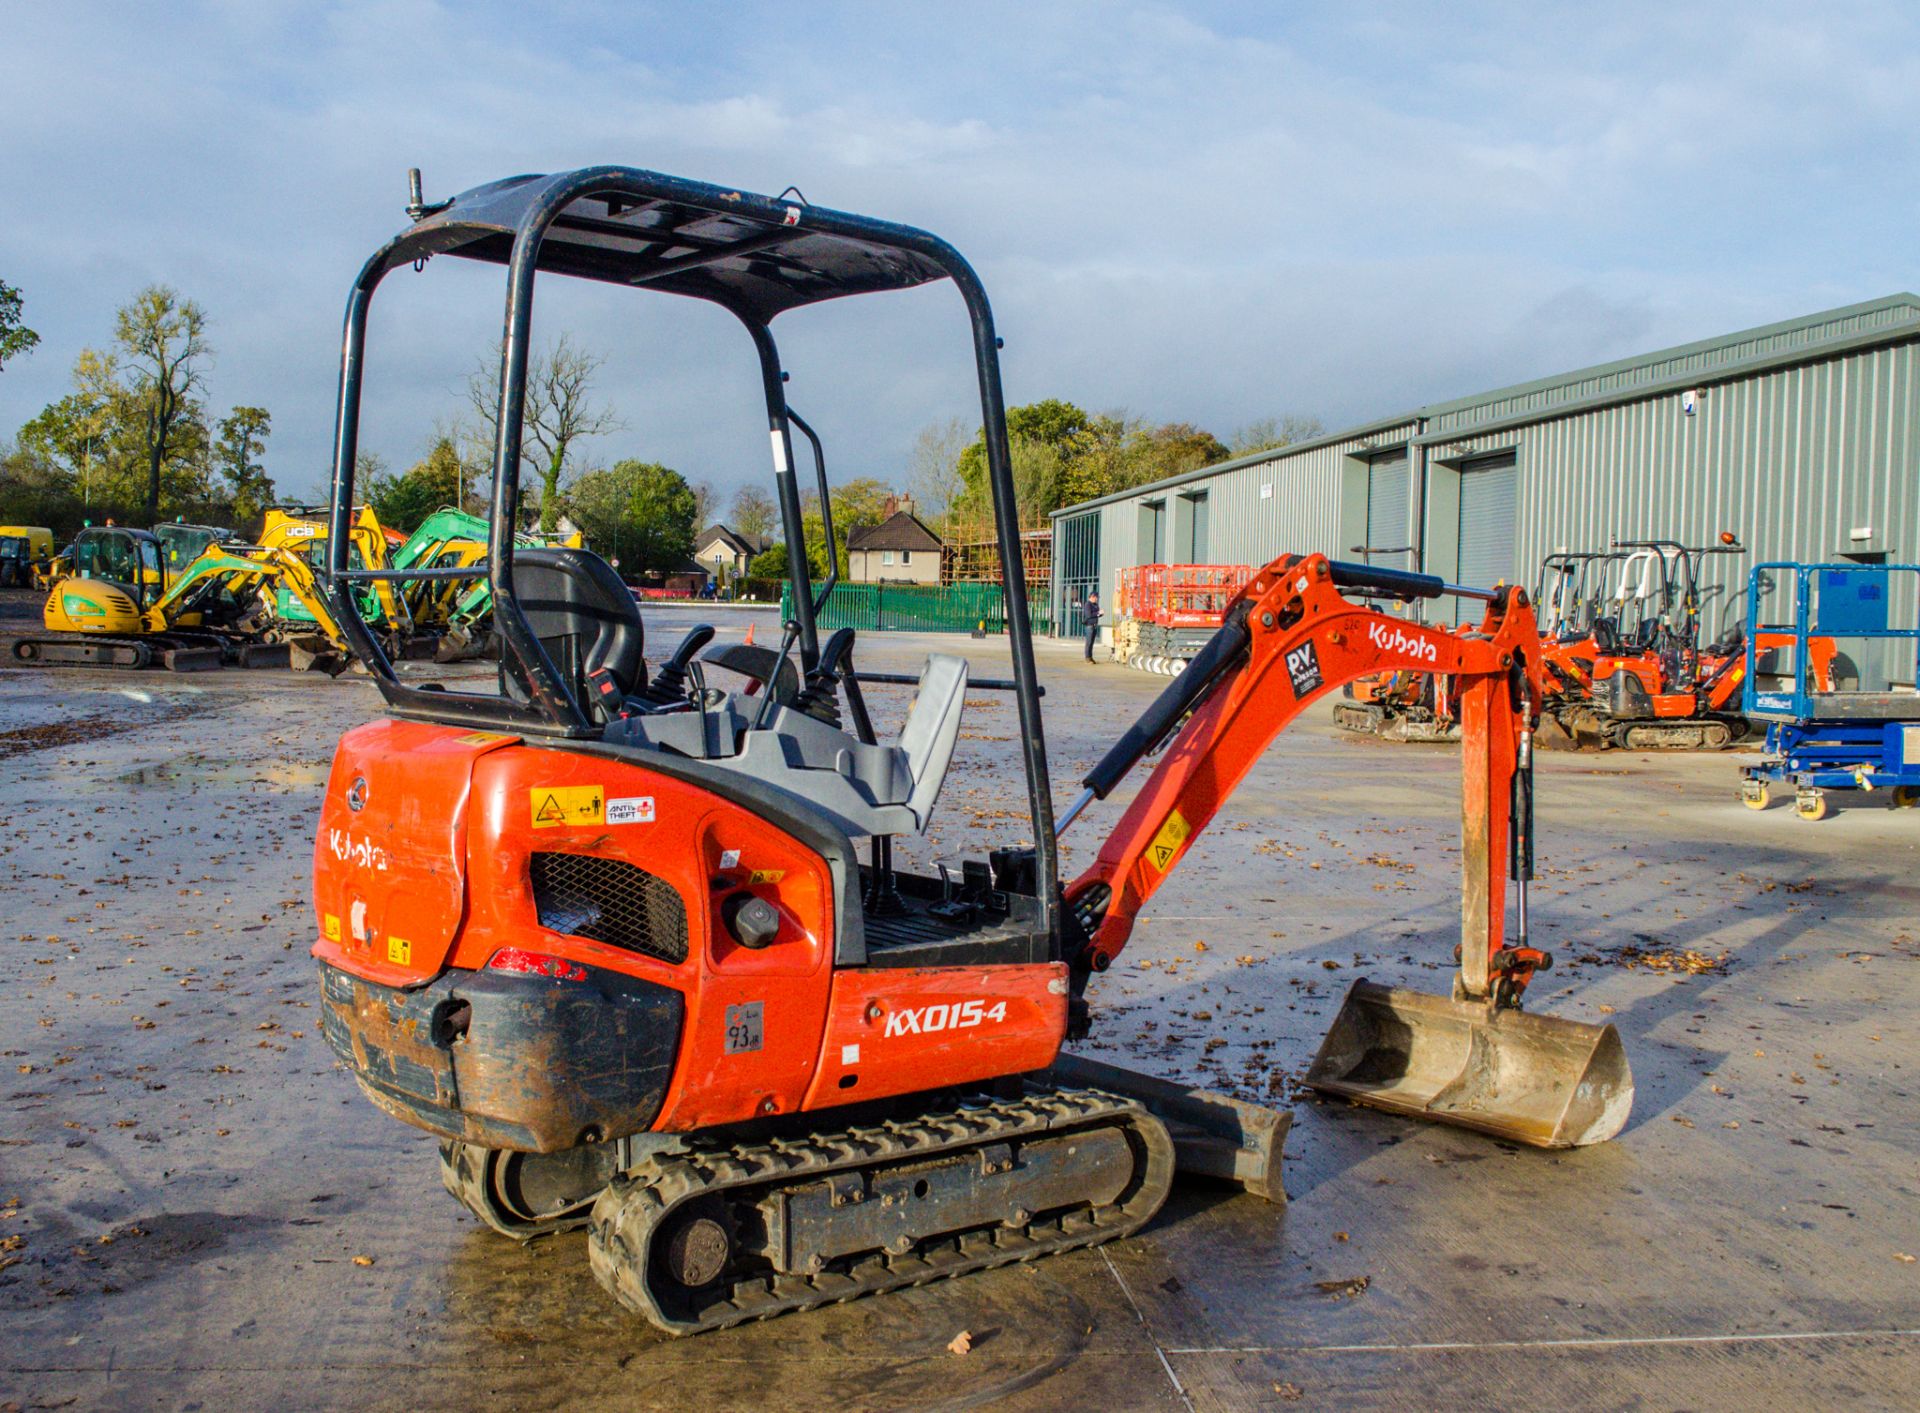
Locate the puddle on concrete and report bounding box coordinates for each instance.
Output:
[112,752,329,791]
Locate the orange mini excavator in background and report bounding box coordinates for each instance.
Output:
[310,166,1633,1335]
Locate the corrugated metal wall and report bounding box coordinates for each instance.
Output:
[1427,298,1920,434]
[1050,300,1920,657]
[1078,422,1420,613]
[1431,338,1920,640]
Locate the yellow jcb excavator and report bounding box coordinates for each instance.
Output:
[12,525,352,672]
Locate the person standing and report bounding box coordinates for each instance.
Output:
[1082,588,1101,662]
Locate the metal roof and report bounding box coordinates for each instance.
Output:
[1053,293,1920,516]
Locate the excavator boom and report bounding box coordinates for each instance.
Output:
[1067,552,1632,1148]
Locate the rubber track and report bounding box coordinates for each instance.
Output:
[587,1087,1175,1336]
[13,635,153,668]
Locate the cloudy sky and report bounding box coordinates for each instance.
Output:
[3,2,1916,504]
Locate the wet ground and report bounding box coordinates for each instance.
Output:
[1,607,1916,1410]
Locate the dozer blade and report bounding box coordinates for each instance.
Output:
[1042,1051,1289,1204]
[158,645,224,672]
[237,642,292,670]
[1304,979,1632,1149]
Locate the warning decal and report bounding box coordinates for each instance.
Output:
[530,785,605,829]
[1146,808,1191,873]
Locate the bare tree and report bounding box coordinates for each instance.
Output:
[688,477,718,531]
[467,333,622,532]
[728,484,777,540]
[1229,413,1326,456]
[116,286,211,519]
[906,416,971,528]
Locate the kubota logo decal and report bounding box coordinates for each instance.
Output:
[1366,620,1440,663]
[883,999,1008,1037]
[328,828,390,871]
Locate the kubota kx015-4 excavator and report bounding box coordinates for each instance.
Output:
[310,165,1632,1335]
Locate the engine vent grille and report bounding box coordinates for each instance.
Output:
[529,852,689,965]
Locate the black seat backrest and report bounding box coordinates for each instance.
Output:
[503,547,646,718]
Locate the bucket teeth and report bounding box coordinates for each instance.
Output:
[1304,979,1633,1149]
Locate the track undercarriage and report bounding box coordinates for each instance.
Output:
[442,1087,1174,1336]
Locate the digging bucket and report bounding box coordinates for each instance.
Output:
[1303,979,1632,1149]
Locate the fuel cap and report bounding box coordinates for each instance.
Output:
[723,892,781,949]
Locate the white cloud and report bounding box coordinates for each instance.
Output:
[1,1,1915,503]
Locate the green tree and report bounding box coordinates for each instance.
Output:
[115,286,212,520]
[748,541,793,580]
[567,459,697,574]
[365,436,466,533]
[955,397,1092,506]
[0,279,41,370]
[1128,422,1228,481]
[214,406,275,528]
[467,334,621,533]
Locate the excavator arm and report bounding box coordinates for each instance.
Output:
[1060,551,1631,1149]
[1068,551,1546,1003]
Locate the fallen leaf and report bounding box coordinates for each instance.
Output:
[947,1330,972,1355]
[1274,1382,1304,1402]
[1314,1275,1369,1299]
[1333,1231,1350,1242]
[1897,1253,1916,1264]
[1672,1116,1695,1129]
[352,1254,375,1267]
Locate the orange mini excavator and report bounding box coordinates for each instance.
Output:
[311,166,1633,1335]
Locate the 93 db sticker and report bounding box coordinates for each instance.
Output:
[1284,640,1324,696]
[724,1001,763,1054]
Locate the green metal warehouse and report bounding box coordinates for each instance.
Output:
[1050,293,1920,660]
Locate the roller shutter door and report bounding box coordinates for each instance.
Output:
[1456,452,1517,589]
[1364,452,1411,563]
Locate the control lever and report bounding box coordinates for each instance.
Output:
[794,627,857,727]
[640,624,716,707]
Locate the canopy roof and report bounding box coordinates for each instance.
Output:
[392,168,955,324]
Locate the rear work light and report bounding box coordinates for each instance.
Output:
[487,947,588,982]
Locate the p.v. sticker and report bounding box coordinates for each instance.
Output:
[1284,640,1324,696]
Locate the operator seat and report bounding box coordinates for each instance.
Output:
[504,547,647,721]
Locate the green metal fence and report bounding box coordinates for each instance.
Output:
[780,582,1051,635]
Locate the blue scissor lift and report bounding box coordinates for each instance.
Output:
[1740,562,1920,820]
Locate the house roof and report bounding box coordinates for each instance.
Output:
[696,524,773,557]
[847,510,942,552]
[1052,291,1920,516]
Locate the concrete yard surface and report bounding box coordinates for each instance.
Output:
[1,611,1916,1411]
